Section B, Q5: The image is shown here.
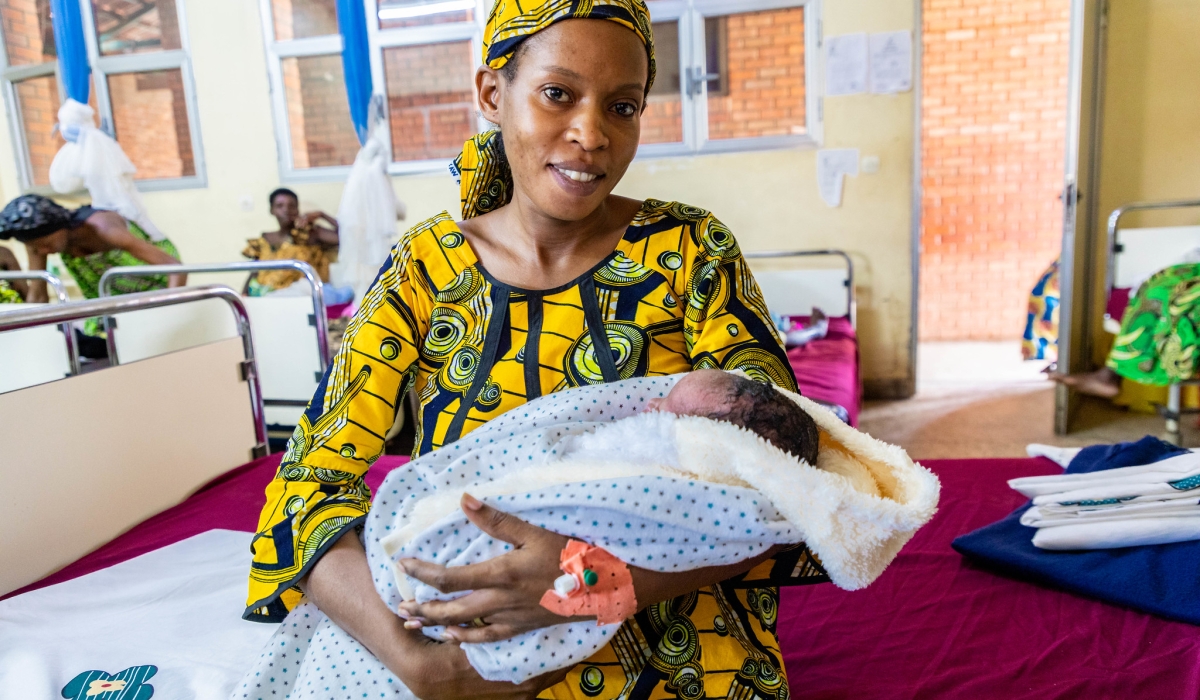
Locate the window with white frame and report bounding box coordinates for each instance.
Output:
[262,0,481,180]
[261,0,819,180]
[643,0,821,156]
[0,0,205,191]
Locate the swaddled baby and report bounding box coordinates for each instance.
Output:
[363,371,858,684]
[237,372,939,699]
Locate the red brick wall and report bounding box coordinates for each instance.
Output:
[707,7,805,140]
[3,0,58,185]
[641,7,806,145]
[108,68,196,179]
[283,53,360,168]
[920,0,1070,340]
[271,0,337,41]
[383,41,475,162]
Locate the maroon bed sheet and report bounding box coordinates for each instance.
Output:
[787,315,860,426]
[780,457,1200,699]
[10,454,1200,697]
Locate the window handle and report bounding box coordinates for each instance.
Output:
[686,66,720,97]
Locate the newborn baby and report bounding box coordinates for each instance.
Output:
[237,372,939,699]
[645,369,820,465]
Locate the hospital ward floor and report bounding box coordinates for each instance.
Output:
[860,341,1196,459]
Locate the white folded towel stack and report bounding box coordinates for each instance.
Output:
[1008,451,1200,550]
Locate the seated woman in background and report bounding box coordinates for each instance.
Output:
[242,187,341,297]
[1051,262,1200,398]
[0,194,185,356]
[0,245,26,302]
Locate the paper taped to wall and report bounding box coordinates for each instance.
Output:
[870,31,913,94]
[826,33,868,96]
[817,149,860,207]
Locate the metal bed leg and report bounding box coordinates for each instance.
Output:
[1166,383,1182,446]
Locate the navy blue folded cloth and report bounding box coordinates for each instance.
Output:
[953,436,1200,625]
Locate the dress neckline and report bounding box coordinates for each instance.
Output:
[440,199,648,296]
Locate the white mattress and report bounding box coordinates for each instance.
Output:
[0,530,276,700]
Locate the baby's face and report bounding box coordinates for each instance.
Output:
[646,370,733,417]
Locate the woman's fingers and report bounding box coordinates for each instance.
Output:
[400,555,504,594]
[398,587,508,627]
[460,494,544,547]
[441,622,524,645]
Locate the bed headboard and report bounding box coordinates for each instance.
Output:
[744,249,856,326]
[1106,200,1200,292]
[0,285,267,596]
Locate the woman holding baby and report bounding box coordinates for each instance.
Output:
[246,2,820,698]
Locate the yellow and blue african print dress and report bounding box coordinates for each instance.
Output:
[246,199,827,700]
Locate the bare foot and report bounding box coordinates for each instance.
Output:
[810,307,827,324]
[1047,367,1121,398]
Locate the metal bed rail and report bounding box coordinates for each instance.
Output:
[0,270,81,376]
[0,285,268,456]
[742,249,856,328]
[97,260,329,369]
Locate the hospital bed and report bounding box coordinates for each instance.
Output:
[4,276,1194,698]
[1103,199,1200,443]
[98,260,329,447]
[0,270,81,393]
[745,249,861,425]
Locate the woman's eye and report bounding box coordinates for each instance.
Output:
[544,87,569,102]
[613,102,638,117]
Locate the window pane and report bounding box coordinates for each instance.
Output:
[383,41,475,162]
[641,20,682,145]
[706,6,806,140]
[272,0,338,41]
[281,54,359,168]
[92,0,182,56]
[378,0,474,30]
[15,74,61,186]
[108,69,196,179]
[1,0,55,67]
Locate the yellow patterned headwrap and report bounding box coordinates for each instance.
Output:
[451,0,656,219]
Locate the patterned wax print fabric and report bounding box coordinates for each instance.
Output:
[246,199,805,698]
[0,279,20,303]
[237,378,826,700]
[452,0,654,219]
[60,217,178,300]
[1022,259,1059,361]
[242,227,332,294]
[1107,263,1200,385]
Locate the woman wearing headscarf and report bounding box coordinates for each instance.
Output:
[0,193,185,301]
[0,194,184,356]
[245,2,816,698]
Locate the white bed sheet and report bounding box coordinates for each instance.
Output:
[0,529,276,700]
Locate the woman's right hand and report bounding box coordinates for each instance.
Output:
[390,636,570,700]
[301,532,570,700]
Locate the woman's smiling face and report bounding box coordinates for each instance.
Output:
[481,19,649,221]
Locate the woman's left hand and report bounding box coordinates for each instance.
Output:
[397,494,590,644]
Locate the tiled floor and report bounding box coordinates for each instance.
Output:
[860,342,1192,460]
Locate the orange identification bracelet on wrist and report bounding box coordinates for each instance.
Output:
[539,540,637,625]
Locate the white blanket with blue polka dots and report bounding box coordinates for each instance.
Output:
[236,374,939,699]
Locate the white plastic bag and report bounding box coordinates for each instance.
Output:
[48,99,165,241]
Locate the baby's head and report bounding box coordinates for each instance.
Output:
[646,370,821,464]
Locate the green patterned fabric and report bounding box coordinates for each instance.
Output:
[0,279,20,303]
[60,222,178,300]
[1108,263,1200,385]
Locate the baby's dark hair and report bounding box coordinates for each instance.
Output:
[707,375,820,465]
